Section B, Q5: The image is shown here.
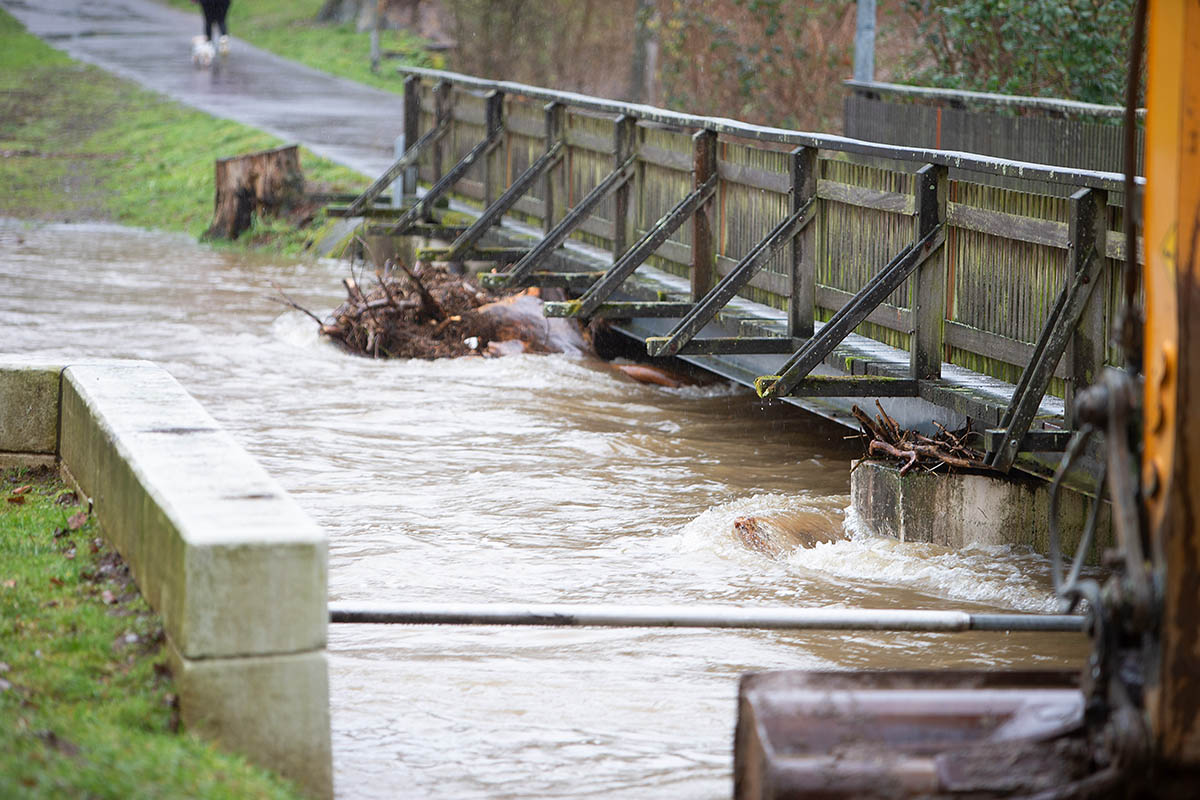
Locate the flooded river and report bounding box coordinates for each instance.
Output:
[0,221,1088,798]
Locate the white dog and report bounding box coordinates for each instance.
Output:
[191,35,215,68]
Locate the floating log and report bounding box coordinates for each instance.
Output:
[733,512,845,559]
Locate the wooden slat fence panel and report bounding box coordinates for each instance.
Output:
[564,111,620,253]
[637,126,693,280]
[818,158,915,350]
[717,141,790,310]
[946,181,1072,391]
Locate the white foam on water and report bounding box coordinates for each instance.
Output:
[787,506,1060,612]
[670,494,1060,612]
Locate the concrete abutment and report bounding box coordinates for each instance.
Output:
[0,357,331,799]
[851,459,1112,561]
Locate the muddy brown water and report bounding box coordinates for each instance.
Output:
[0,221,1088,799]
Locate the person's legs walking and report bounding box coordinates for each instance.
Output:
[199,0,216,41]
[215,0,231,55]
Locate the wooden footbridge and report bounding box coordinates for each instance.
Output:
[331,66,1140,482]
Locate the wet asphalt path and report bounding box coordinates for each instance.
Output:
[2,0,404,176]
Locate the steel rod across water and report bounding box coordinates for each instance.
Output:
[329,602,1086,633]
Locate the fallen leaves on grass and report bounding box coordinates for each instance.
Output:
[5,484,33,504]
[67,511,89,530]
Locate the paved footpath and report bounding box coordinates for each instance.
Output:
[2,0,404,177]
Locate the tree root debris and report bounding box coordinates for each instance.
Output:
[281,259,593,360]
[852,400,991,476]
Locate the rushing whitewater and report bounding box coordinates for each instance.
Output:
[0,220,1088,799]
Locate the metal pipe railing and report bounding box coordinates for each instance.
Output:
[397,66,1141,193]
[844,79,1144,120]
[329,602,1087,633]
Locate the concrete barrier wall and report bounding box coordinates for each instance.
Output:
[0,357,331,799]
[851,459,1112,562]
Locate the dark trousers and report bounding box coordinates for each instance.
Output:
[200,0,231,41]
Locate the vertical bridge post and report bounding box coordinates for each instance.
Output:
[544,102,565,233]
[613,116,638,260]
[789,146,818,339]
[987,186,1107,472]
[911,163,947,380]
[431,80,452,199]
[483,91,505,207]
[692,130,718,303]
[400,74,421,201]
[1067,190,1109,426]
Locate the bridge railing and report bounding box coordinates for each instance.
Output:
[381,66,1141,464]
[843,80,1145,180]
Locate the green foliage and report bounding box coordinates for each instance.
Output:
[655,0,856,132]
[0,467,305,799]
[906,0,1134,104]
[440,0,638,97]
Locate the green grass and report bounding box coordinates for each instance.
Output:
[158,0,441,92]
[0,466,305,799]
[0,9,363,255]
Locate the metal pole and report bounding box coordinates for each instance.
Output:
[329,602,1086,633]
[369,0,381,74]
[854,0,877,83]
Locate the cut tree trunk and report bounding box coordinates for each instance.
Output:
[206,144,305,241]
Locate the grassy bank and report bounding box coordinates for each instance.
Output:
[0,467,304,799]
[158,0,438,93]
[0,9,362,254]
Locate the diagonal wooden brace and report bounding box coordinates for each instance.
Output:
[570,174,719,318]
[757,223,945,399]
[499,155,638,285]
[443,141,564,262]
[382,128,504,237]
[646,196,815,357]
[343,119,448,216]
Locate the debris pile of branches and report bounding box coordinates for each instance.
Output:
[320,260,490,359]
[277,259,593,360]
[852,401,990,475]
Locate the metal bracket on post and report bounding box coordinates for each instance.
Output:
[443,141,564,264]
[553,173,717,316]
[910,163,948,380]
[381,125,505,237]
[645,197,815,357]
[344,78,446,217]
[498,154,637,285]
[986,187,1108,472]
[756,167,946,399]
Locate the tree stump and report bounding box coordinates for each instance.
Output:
[205,144,305,240]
